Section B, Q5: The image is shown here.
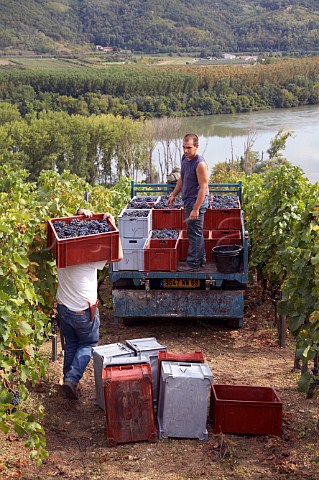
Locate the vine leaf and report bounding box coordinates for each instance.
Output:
[18,321,33,336]
[297,372,312,393]
[13,253,29,268]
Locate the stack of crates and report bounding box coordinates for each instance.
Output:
[93,340,218,444]
[93,337,167,446]
[113,197,155,271]
[145,195,183,272]
[113,193,243,271]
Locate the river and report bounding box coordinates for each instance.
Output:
[152,105,319,183]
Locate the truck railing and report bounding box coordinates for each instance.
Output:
[131,180,243,204]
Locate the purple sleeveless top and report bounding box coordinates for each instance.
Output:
[181,154,209,207]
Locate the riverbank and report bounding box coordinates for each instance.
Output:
[151,105,319,184]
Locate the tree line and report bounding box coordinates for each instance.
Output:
[1,59,319,120]
[1,59,319,185]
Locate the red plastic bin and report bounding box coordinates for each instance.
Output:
[211,229,242,247]
[204,208,242,230]
[103,363,157,446]
[158,350,205,366]
[152,209,182,230]
[178,230,212,261]
[203,207,213,230]
[210,384,282,437]
[183,207,241,230]
[144,236,180,271]
[47,214,120,268]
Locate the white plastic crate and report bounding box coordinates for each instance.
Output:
[112,238,148,271]
[157,361,213,440]
[125,337,167,403]
[92,343,135,411]
[120,237,148,249]
[118,207,152,239]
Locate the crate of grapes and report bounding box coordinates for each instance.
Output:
[144,230,181,272]
[204,195,241,230]
[152,196,183,230]
[118,207,152,239]
[47,214,121,268]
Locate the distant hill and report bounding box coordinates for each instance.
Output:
[1,0,319,55]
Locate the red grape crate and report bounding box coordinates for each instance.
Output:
[47,213,121,268]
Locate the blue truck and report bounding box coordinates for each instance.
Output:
[109,181,249,329]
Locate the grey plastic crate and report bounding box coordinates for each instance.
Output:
[92,343,135,411]
[157,361,213,440]
[125,337,167,402]
[112,238,148,271]
[118,208,152,239]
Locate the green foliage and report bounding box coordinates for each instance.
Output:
[266,128,293,160]
[0,109,151,184]
[210,161,245,184]
[0,165,50,464]
[1,1,319,54]
[244,165,310,284]
[242,165,319,394]
[0,165,129,462]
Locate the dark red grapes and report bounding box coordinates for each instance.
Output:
[53,219,114,239]
[212,194,239,209]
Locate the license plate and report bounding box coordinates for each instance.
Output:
[162,278,200,288]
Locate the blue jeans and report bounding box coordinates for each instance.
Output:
[57,304,100,385]
[185,198,209,267]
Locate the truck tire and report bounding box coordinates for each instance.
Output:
[227,318,243,329]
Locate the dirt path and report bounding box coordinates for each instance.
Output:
[1,282,318,480]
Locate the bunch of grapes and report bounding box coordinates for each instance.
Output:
[6,390,20,414]
[127,200,152,209]
[53,219,114,239]
[122,210,150,218]
[212,194,239,209]
[133,196,158,202]
[153,195,183,209]
[151,229,180,239]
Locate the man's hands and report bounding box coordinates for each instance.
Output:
[77,209,116,228]
[167,194,176,206]
[189,207,199,220]
[103,212,116,229]
[77,208,93,218]
[103,213,123,261]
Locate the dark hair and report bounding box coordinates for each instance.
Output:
[183,133,199,145]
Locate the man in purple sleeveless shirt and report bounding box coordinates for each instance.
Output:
[167,133,209,271]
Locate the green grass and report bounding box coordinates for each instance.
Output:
[4,57,91,70]
[47,2,71,13]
